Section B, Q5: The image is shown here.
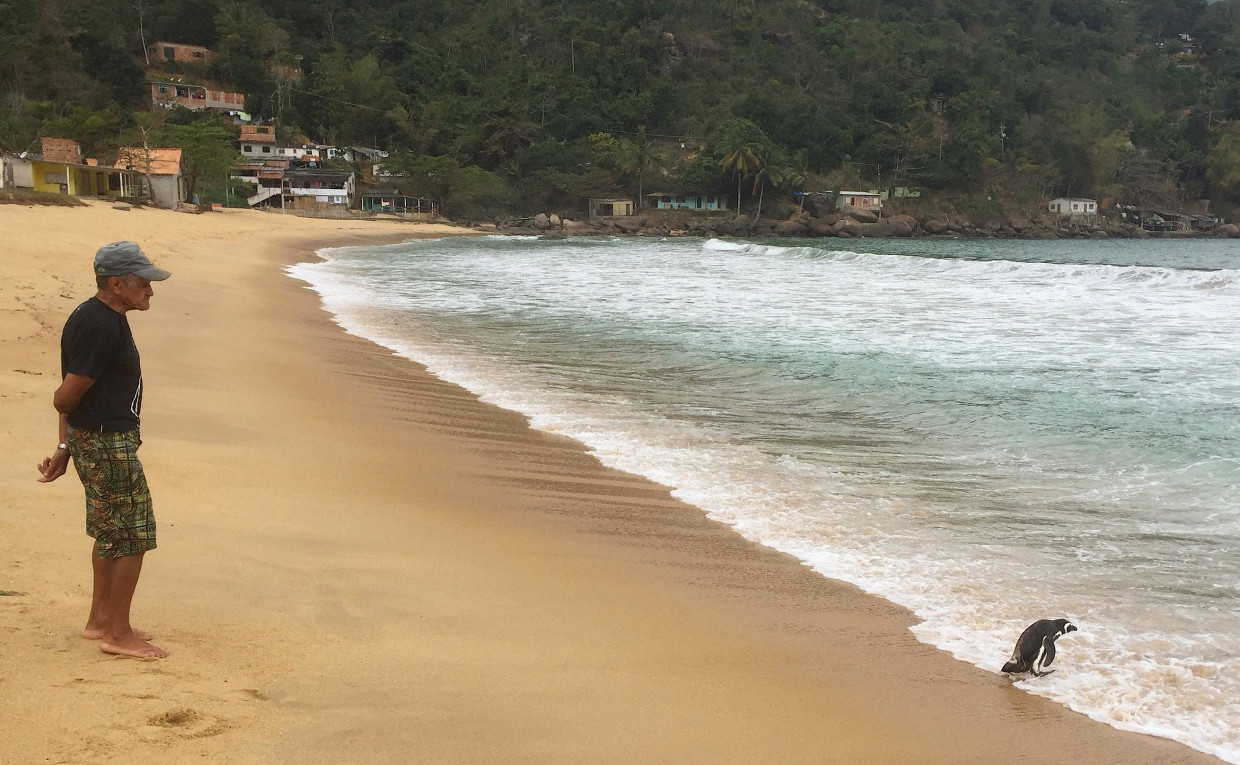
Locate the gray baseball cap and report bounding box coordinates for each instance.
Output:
[94,241,171,281]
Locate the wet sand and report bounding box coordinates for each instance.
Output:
[0,200,1221,763]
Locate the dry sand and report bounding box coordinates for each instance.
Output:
[0,200,1222,764]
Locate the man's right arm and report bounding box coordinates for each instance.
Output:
[37,374,95,483]
[53,373,95,414]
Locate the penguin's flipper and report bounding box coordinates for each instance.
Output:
[1040,637,1058,669]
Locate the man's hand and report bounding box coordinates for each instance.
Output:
[37,448,70,483]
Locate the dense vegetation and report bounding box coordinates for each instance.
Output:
[6,0,1240,218]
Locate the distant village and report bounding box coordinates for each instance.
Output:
[0,41,437,219]
[0,40,1228,235]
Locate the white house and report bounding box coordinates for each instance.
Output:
[1048,197,1097,217]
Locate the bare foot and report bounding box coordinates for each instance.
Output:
[100,632,168,659]
[84,626,152,641]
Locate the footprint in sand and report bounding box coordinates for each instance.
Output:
[147,708,230,739]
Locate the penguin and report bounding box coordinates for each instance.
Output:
[1002,618,1077,677]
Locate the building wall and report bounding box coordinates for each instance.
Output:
[151,42,214,64]
[1048,198,1097,215]
[31,161,69,194]
[1,156,34,188]
[41,138,83,165]
[146,175,185,209]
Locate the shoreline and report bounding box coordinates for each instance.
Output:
[1,202,1224,763]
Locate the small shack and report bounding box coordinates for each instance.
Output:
[589,198,635,217]
[836,191,883,211]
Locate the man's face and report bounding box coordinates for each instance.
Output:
[115,275,154,311]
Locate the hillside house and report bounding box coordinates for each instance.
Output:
[1048,197,1098,218]
[115,147,187,209]
[239,124,277,156]
[646,192,727,211]
[149,42,214,65]
[325,146,388,164]
[1,138,139,198]
[271,145,321,162]
[150,79,245,112]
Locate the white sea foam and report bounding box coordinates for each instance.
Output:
[289,236,1240,763]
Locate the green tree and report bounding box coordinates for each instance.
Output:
[1207,121,1240,202]
[160,122,238,200]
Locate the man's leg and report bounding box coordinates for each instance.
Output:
[83,541,153,642]
[83,540,110,638]
[97,550,166,659]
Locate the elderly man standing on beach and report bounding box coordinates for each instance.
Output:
[37,241,171,659]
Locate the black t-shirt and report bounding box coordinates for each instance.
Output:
[61,297,143,432]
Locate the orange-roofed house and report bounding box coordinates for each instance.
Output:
[116,147,187,209]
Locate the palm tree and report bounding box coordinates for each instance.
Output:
[788,148,811,213]
[752,163,780,220]
[616,127,663,208]
[719,143,761,214]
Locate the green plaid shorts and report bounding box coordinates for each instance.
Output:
[67,427,156,559]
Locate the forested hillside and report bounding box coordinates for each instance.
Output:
[6,0,1240,217]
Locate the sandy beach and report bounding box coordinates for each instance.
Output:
[0,200,1222,764]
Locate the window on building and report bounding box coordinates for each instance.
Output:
[164,47,175,60]
[262,146,271,154]
[176,87,188,97]
[193,51,204,58]
[243,146,252,153]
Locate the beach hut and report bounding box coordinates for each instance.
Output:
[588,198,636,217]
[1047,197,1098,218]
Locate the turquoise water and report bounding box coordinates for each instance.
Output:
[291,235,1240,762]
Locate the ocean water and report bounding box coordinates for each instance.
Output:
[290,235,1240,763]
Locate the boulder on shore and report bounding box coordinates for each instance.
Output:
[846,207,880,223]
[533,212,552,230]
[773,220,809,237]
[806,216,837,236]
